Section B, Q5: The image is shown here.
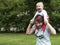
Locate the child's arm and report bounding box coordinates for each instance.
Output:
[44,19,56,35]
[26,16,35,35]
[43,10,50,23]
[30,11,37,24]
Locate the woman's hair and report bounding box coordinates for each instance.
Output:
[35,14,46,31]
[34,14,44,24]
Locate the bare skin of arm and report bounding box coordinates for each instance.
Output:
[26,22,35,35]
[27,17,56,35]
[44,19,56,35]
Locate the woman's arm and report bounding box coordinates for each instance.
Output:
[47,23,56,35]
[26,23,35,35]
[44,19,56,35]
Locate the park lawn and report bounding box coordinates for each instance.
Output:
[0,33,60,45]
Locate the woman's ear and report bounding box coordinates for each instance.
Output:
[48,18,50,22]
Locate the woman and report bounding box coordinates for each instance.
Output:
[26,14,56,45]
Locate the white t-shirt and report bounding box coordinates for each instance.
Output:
[32,25,51,45]
[33,10,49,19]
[32,10,51,45]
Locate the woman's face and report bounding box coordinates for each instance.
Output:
[35,15,44,27]
[36,22,43,27]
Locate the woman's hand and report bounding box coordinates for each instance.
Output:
[44,19,56,35]
[30,18,34,24]
[44,18,49,24]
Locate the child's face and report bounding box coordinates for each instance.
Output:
[36,3,43,11]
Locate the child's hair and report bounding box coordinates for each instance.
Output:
[34,14,44,24]
[36,2,43,4]
[36,2,44,7]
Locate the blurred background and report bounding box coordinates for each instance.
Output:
[0,0,60,33]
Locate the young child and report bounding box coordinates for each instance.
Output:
[30,2,49,35]
[30,2,49,24]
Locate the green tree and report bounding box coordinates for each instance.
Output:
[0,0,26,32]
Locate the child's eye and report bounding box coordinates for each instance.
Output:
[38,6,41,7]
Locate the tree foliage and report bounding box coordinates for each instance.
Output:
[0,0,60,32]
[0,0,26,32]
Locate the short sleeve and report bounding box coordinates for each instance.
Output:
[43,10,49,19]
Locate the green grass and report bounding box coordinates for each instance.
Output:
[0,33,60,45]
[51,34,60,45]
